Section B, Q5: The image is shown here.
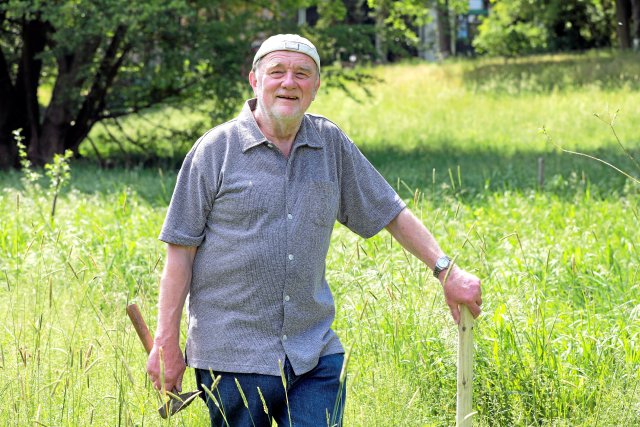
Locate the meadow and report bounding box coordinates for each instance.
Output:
[1,49,639,426]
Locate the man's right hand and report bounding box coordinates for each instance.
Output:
[147,341,186,392]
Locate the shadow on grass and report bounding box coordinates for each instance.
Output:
[1,143,638,207]
[362,143,639,202]
[0,162,178,207]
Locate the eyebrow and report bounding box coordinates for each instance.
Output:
[264,61,315,74]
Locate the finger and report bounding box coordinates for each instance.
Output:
[164,375,179,393]
[467,303,482,319]
[175,374,183,393]
[154,373,169,393]
[449,303,460,324]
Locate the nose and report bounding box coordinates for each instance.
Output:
[281,71,296,89]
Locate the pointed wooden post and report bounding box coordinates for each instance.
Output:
[456,305,474,427]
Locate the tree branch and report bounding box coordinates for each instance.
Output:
[112,117,149,151]
[96,77,207,121]
[67,25,129,151]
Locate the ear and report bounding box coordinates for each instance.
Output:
[249,71,258,95]
[312,76,321,100]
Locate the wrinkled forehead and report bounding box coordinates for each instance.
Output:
[258,51,319,73]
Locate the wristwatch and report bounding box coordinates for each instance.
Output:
[433,255,452,278]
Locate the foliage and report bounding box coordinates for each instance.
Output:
[369,0,432,45]
[314,0,348,26]
[305,24,378,64]
[472,1,547,56]
[15,129,39,183]
[44,149,74,219]
[15,127,74,220]
[473,0,616,56]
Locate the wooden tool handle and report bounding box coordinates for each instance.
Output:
[456,305,474,427]
[127,303,154,355]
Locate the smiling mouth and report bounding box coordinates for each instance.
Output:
[276,95,299,100]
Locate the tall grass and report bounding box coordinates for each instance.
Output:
[1,50,639,426]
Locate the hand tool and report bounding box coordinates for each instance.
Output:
[126,303,201,418]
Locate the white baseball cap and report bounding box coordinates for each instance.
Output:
[253,34,321,72]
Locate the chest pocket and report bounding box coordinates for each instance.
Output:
[306,181,338,228]
[211,181,264,229]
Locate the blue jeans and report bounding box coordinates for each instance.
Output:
[195,353,346,427]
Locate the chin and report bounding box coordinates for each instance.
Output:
[272,107,303,121]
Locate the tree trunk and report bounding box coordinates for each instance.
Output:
[0,45,17,169]
[0,15,50,169]
[33,37,100,166]
[616,0,632,49]
[32,57,74,165]
[17,19,48,160]
[0,11,23,168]
[437,0,452,58]
[632,0,640,49]
[374,0,388,63]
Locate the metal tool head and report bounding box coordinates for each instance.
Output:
[158,390,201,419]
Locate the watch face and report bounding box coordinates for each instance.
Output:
[436,257,449,269]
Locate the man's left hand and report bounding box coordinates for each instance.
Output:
[440,266,482,324]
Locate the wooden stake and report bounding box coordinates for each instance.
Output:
[456,305,474,427]
[538,157,545,188]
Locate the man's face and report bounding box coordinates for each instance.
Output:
[249,51,320,123]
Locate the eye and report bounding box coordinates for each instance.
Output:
[270,70,284,76]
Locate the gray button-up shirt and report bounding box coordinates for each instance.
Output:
[159,99,406,376]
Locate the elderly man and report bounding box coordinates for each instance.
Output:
[147,34,482,426]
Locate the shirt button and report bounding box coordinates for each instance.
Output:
[282,335,288,341]
[287,213,293,220]
[288,254,294,261]
[267,143,273,149]
[284,295,290,302]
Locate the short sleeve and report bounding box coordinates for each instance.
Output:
[337,138,406,238]
[159,139,218,247]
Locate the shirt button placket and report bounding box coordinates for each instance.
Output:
[283,165,293,350]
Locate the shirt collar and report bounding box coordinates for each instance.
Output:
[237,99,268,152]
[237,98,323,153]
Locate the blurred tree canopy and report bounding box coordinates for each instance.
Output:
[473,0,639,56]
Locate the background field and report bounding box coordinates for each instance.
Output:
[1,51,639,426]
